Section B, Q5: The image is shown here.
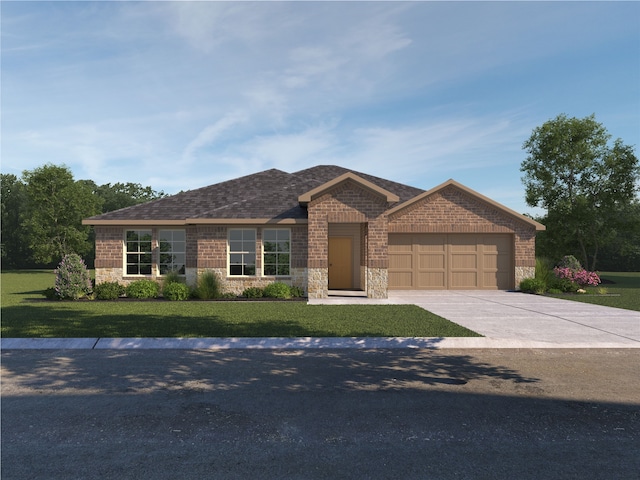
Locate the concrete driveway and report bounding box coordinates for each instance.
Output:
[311,291,640,348]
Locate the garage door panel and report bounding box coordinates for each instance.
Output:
[451,254,477,269]
[390,253,413,269]
[417,272,446,289]
[389,271,413,289]
[451,272,478,289]
[388,234,513,290]
[419,253,444,269]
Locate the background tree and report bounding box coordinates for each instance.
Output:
[94,182,166,213]
[1,174,30,268]
[521,114,639,271]
[21,164,101,265]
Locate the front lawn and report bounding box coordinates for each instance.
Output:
[0,271,480,338]
[547,272,640,312]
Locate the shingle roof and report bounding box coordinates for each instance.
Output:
[84,165,425,223]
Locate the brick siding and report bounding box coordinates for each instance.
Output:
[388,186,537,268]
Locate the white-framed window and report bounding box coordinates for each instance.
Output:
[263,229,290,276]
[125,230,152,275]
[158,229,186,275]
[228,229,256,276]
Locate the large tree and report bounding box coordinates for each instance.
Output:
[1,174,30,268]
[21,164,101,265]
[521,114,639,270]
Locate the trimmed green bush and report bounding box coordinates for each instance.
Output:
[550,276,579,293]
[263,282,292,299]
[95,281,126,300]
[126,279,159,299]
[42,287,59,300]
[242,287,264,298]
[289,286,305,298]
[54,254,93,300]
[162,271,183,287]
[194,270,221,300]
[163,282,190,301]
[519,277,547,294]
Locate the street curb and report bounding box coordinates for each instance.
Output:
[2,337,639,350]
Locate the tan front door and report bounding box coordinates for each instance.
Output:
[328,237,353,289]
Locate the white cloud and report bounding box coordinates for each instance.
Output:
[181,111,248,164]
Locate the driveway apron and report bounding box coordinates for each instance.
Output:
[311,291,640,347]
[390,291,640,346]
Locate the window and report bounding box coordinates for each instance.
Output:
[158,230,186,275]
[263,229,290,276]
[229,229,256,276]
[125,230,152,275]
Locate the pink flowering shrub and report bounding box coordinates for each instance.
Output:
[553,266,601,287]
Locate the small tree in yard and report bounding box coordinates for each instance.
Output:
[54,254,93,300]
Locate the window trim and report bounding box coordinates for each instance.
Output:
[227,228,257,277]
[262,228,291,277]
[123,228,187,277]
[124,229,153,277]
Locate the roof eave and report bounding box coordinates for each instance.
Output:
[83,218,308,226]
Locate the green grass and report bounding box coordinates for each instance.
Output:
[0,271,480,338]
[548,272,640,311]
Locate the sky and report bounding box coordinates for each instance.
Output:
[2,1,639,217]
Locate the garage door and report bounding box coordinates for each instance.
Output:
[388,234,513,290]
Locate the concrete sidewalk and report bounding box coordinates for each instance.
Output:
[2,291,639,350]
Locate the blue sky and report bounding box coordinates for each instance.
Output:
[2,1,639,216]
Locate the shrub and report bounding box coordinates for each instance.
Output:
[242,287,264,298]
[194,270,221,300]
[263,282,292,299]
[519,277,546,294]
[162,271,184,287]
[553,267,600,288]
[163,282,190,301]
[289,286,306,298]
[126,279,159,299]
[95,281,126,300]
[550,276,579,293]
[558,255,582,270]
[42,287,59,300]
[535,257,554,290]
[54,254,93,300]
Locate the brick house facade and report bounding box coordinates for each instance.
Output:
[84,166,544,298]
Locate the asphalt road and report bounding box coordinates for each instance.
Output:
[2,348,639,479]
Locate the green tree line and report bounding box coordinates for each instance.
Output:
[1,164,166,269]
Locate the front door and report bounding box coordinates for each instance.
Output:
[328,237,353,289]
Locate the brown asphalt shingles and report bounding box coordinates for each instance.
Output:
[85,165,425,222]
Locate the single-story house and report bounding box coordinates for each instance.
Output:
[83,165,544,298]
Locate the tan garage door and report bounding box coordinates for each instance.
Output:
[389,234,513,290]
